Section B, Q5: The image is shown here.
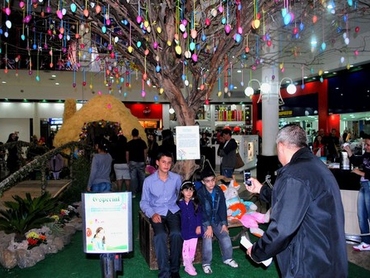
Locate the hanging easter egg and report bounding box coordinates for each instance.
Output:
[73,83,76,88]
[234,34,242,43]
[221,17,226,25]
[35,75,40,81]
[252,19,260,29]
[312,15,318,24]
[225,24,231,34]
[19,1,25,9]
[343,32,347,39]
[61,8,67,15]
[96,4,101,13]
[320,77,323,82]
[348,0,353,6]
[175,45,182,55]
[184,50,191,59]
[344,37,350,45]
[318,70,323,76]
[83,9,89,17]
[184,80,189,86]
[189,41,196,51]
[299,22,304,31]
[283,13,291,25]
[281,67,285,73]
[281,8,288,18]
[354,50,359,56]
[179,23,186,32]
[267,40,272,47]
[4,31,8,38]
[159,88,164,94]
[192,53,198,62]
[144,49,149,56]
[154,95,159,102]
[245,46,250,53]
[58,33,63,39]
[340,56,345,63]
[57,10,63,19]
[156,65,161,72]
[321,42,326,51]
[224,87,228,93]
[355,26,360,33]
[5,20,12,29]
[346,63,350,70]
[229,84,234,91]
[5,7,11,16]
[102,25,107,33]
[141,90,146,98]
[238,26,243,34]
[183,32,188,39]
[106,19,111,26]
[128,46,133,53]
[157,26,162,33]
[167,40,172,46]
[174,33,179,42]
[310,68,314,74]
[205,18,211,26]
[137,41,142,48]
[343,14,347,22]
[211,9,217,17]
[153,41,158,49]
[137,16,142,24]
[293,27,298,35]
[191,29,197,39]
[201,34,207,41]
[200,84,205,90]
[218,5,224,13]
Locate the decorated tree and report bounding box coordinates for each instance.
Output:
[6,0,357,177]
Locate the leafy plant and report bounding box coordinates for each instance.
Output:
[0,192,58,242]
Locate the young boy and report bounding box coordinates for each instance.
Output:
[197,168,238,274]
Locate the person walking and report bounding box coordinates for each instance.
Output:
[126,128,147,198]
[245,124,347,277]
[177,180,202,276]
[197,168,238,274]
[87,137,113,193]
[343,135,370,251]
[140,151,182,278]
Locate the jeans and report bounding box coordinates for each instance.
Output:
[358,181,370,244]
[91,182,111,193]
[129,161,146,195]
[202,223,233,265]
[150,211,182,278]
[222,168,234,178]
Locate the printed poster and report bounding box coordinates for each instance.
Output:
[82,192,133,253]
[176,125,200,160]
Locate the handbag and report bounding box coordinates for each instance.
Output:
[235,152,244,169]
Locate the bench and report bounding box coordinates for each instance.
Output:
[139,211,249,269]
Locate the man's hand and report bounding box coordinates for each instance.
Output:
[245,177,263,194]
[204,226,213,238]
[151,213,162,223]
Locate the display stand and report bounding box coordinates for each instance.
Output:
[82,192,133,278]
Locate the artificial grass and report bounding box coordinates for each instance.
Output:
[1,197,369,278]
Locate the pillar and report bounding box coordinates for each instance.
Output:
[256,67,280,183]
[33,103,40,139]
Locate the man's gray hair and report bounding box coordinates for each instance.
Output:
[276,124,308,148]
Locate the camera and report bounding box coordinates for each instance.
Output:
[244,171,251,186]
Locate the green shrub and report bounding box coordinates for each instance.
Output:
[0,192,58,242]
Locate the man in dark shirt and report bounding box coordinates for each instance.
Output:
[126,128,147,198]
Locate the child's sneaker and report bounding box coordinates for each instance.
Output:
[223,259,238,268]
[202,264,212,274]
[184,264,197,276]
[353,242,370,251]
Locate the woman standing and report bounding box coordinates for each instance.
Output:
[87,137,113,193]
[147,133,158,167]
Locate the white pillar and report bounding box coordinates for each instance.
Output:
[261,67,279,156]
[33,103,41,139]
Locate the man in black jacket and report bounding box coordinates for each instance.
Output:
[245,124,347,278]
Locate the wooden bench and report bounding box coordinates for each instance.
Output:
[139,211,250,269]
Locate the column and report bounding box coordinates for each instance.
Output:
[33,103,41,138]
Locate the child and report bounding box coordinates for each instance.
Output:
[177,180,202,276]
[197,168,238,274]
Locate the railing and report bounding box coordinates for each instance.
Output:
[0,141,92,196]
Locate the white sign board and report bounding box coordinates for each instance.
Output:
[176,125,200,160]
[82,192,133,253]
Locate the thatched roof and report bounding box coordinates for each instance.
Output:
[54,94,146,147]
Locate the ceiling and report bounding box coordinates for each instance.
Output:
[1,1,370,98]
